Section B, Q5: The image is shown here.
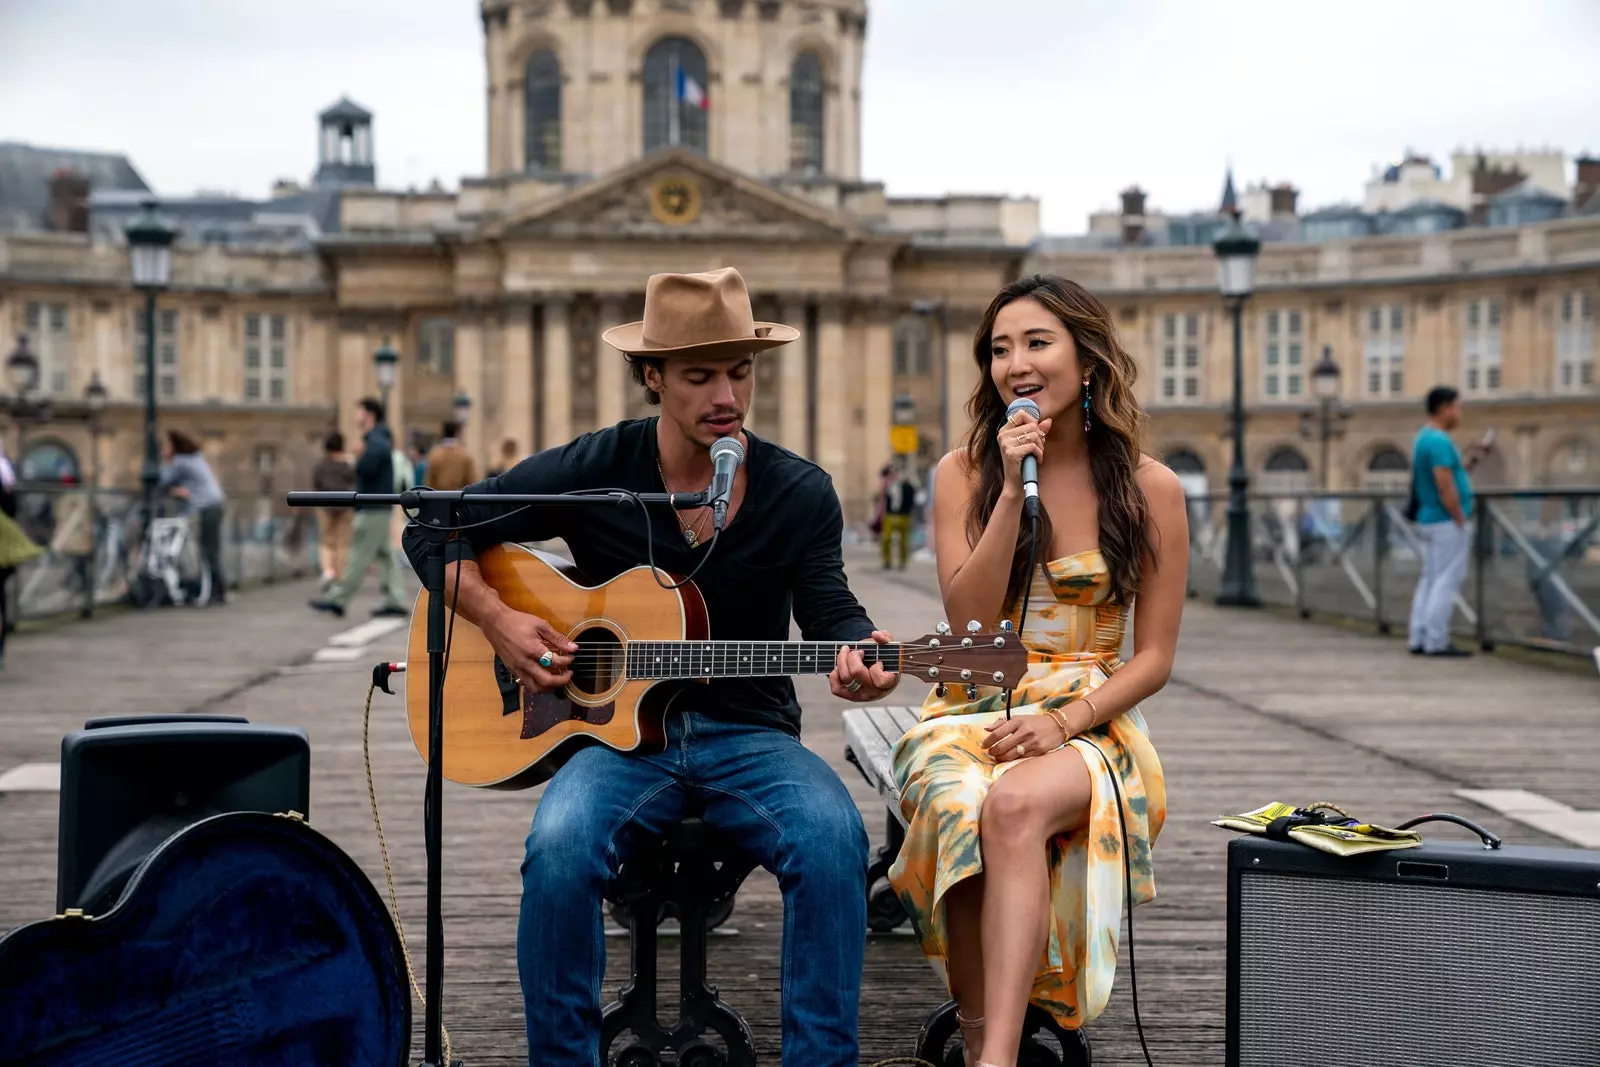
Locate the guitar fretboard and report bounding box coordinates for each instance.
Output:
[624,641,905,681]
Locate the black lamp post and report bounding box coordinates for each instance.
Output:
[83,372,108,618]
[373,338,399,412]
[3,335,42,458]
[1213,202,1262,607]
[1299,346,1351,490]
[125,200,177,528]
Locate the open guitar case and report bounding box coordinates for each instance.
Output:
[0,717,412,1067]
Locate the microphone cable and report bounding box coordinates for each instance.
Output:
[1003,503,1155,1066]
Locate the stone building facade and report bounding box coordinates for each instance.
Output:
[1,0,1597,523]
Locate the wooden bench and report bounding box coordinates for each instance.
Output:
[843,707,1093,1067]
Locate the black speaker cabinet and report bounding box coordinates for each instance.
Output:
[57,714,311,913]
[1227,833,1600,1067]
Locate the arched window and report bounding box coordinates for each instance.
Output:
[1260,445,1311,495]
[20,439,80,483]
[789,50,824,174]
[1164,449,1205,475]
[525,50,562,172]
[642,37,709,155]
[1363,446,1410,492]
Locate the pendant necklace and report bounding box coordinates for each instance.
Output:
[657,453,710,548]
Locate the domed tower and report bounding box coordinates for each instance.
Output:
[480,0,867,182]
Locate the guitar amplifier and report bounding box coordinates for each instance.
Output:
[1227,829,1600,1067]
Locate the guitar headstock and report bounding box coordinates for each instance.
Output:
[901,619,1029,692]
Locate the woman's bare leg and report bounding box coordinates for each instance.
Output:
[974,750,1092,1067]
[942,874,986,1066]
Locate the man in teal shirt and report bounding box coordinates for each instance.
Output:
[1407,386,1489,657]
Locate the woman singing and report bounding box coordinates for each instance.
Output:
[887,274,1189,1067]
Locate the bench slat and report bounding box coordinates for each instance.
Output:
[845,706,921,828]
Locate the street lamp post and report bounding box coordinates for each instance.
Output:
[1300,346,1350,491]
[3,335,42,458]
[83,372,108,618]
[125,200,177,530]
[256,446,278,585]
[373,338,399,413]
[1213,204,1262,607]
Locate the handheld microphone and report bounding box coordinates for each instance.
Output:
[1004,397,1042,521]
[707,436,745,533]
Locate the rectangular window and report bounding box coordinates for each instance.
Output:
[1262,307,1305,399]
[1363,303,1405,398]
[133,306,179,401]
[417,317,455,375]
[24,301,73,396]
[243,313,290,404]
[1462,298,1502,395]
[1159,313,1203,404]
[1556,291,1595,393]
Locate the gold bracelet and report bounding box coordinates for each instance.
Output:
[1077,695,1100,734]
[1045,707,1071,738]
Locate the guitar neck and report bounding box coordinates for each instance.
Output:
[626,640,904,681]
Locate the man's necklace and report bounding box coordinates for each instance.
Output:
[657,454,712,548]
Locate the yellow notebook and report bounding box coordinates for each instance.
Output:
[1213,801,1424,857]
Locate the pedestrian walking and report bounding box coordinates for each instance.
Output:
[0,442,45,673]
[309,397,408,619]
[423,421,478,490]
[159,430,229,606]
[311,431,356,588]
[1406,385,1492,657]
[876,462,919,569]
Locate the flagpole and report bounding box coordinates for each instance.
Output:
[668,51,681,148]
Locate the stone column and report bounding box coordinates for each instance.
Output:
[501,302,535,459]
[541,295,573,449]
[596,294,627,429]
[815,298,850,493]
[943,311,979,456]
[454,312,487,467]
[862,303,895,510]
[778,298,810,457]
[336,314,373,449]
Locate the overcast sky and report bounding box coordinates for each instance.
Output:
[3,0,1598,234]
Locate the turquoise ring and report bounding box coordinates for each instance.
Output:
[539,652,554,669]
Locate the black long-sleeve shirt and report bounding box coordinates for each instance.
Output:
[402,417,876,736]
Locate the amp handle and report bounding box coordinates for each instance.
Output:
[1394,812,1502,850]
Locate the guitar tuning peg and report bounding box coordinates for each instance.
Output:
[964,684,979,700]
[1000,619,1014,632]
[935,621,951,635]
[935,682,947,698]
[966,620,981,633]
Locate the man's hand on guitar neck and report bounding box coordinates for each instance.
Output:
[482,603,579,694]
[830,631,899,703]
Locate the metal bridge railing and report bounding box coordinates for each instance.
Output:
[1185,486,1600,660]
[6,483,318,622]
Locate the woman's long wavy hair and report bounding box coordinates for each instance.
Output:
[962,274,1154,612]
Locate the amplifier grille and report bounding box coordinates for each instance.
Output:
[1238,871,1600,1067]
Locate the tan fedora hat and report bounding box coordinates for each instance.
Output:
[602,267,800,359]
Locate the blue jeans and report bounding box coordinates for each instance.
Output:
[517,711,870,1067]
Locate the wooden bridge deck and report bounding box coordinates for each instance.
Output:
[1,549,1593,1065]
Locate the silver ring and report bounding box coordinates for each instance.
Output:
[1017,742,1027,756]
[848,679,862,693]
[538,652,554,669]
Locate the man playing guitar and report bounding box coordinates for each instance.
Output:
[402,268,899,1066]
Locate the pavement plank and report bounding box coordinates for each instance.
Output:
[0,549,1589,1066]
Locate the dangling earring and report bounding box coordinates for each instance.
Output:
[1082,377,1092,434]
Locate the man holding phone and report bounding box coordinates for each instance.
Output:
[1407,385,1493,657]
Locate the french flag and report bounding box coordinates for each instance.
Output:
[677,68,709,111]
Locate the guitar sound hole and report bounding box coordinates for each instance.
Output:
[570,627,624,698]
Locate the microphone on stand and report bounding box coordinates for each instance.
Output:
[1005,397,1042,521]
[707,436,745,533]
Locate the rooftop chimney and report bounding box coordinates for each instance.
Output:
[1269,183,1299,218]
[47,169,91,233]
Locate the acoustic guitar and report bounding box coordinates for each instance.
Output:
[403,542,1029,789]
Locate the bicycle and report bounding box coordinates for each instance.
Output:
[128,511,212,609]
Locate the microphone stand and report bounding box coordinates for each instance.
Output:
[286,485,708,1067]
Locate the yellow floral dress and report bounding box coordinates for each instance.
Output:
[886,549,1166,1030]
